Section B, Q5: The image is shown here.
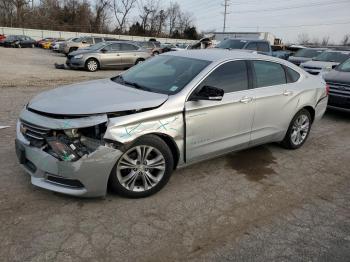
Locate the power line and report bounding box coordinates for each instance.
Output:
[222,0,231,32]
[231,0,350,14]
[236,20,350,29]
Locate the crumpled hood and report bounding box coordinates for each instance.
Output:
[324,69,350,83]
[301,60,339,69]
[28,78,168,115]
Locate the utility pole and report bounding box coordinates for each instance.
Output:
[222,0,230,32]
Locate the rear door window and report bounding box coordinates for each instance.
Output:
[285,67,300,83]
[252,61,287,87]
[120,43,138,51]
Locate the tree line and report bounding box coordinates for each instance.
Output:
[0,0,200,40]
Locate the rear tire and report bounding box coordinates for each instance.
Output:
[69,47,77,53]
[85,58,99,72]
[135,58,145,65]
[109,135,174,198]
[281,109,312,149]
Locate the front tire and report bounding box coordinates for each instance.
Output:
[109,135,174,198]
[85,58,99,72]
[281,109,312,149]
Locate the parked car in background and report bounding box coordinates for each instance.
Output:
[63,36,117,55]
[15,50,328,198]
[52,39,66,52]
[3,35,36,48]
[58,37,79,53]
[0,34,6,46]
[215,38,273,56]
[324,58,350,111]
[66,41,150,72]
[272,50,293,60]
[300,50,350,75]
[288,48,327,66]
[138,41,159,55]
[36,37,55,48]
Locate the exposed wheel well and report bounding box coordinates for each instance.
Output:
[303,106,315,123]
[151,133,180,169]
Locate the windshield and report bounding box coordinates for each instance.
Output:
[216,39,247,49]
[336,58,350,72]
[313,52,350,63]
[112,55,211,95]
[294,48,324,58]
[73,37,83,42]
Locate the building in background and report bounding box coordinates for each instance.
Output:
[210,32,278,45]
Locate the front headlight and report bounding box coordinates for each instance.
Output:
[74,54,83,59]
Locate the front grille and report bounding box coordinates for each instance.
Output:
[46,175,84,188]
[327,81,350,96]
[21,121,51,147]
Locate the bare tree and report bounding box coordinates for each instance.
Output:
[167,2,180,35]
[113,0,137,33]
[297,33,310,45]
[341,34,350,46]
[92,0,110,33]
[321,36,330,46]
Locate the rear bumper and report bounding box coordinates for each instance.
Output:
[15,121,123,198]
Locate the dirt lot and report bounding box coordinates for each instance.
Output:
[0,48,349,262]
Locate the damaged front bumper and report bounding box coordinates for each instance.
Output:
[15,110,123,197]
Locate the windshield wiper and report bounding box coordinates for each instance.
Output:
[124,81,153,92]
[112,75,152,92]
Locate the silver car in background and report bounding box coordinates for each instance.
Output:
[15,50,328,198]
[66,41,150,72]
[300,50,350,75]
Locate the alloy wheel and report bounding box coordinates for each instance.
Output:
[116,145,166,192]
[87,60,98,71]
[291,114,310,145]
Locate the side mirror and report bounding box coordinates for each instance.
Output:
[191,85,224,101]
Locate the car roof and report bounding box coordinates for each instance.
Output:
[166,49,277,62]
[224,38,269,43]
[323,50,350,54]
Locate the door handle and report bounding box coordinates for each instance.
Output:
[283,90,293,96]
[240,96,253,103]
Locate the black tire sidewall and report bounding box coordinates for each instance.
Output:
[109,135,174,198]
[283,109,312,149]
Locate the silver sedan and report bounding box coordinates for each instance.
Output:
[16,49,328,198]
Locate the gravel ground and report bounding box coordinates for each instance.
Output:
[0,48,349,262]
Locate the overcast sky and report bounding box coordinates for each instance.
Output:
[142,0,350,44]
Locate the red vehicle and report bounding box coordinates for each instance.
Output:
[0,34,6,46]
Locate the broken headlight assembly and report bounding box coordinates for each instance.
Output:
[45,123,112,162]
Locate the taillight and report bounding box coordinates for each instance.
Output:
[325,84,330,96]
